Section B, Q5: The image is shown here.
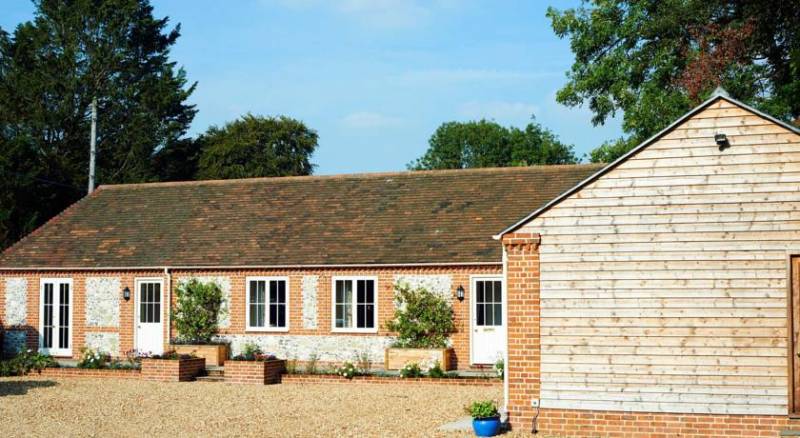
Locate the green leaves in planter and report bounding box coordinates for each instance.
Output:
[466,400,499,419]
[386,283,455,348]
[171,279,225,344]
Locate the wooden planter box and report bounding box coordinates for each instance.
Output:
[224,359,286,385]
[384,347,453,371]
[171,344,229,366]
[141,357,206,382]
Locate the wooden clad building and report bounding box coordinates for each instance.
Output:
[499,89,800,436]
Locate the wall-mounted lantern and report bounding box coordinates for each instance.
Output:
[715,133,730,150]
[123,286,131,301]
[456,285,465,301]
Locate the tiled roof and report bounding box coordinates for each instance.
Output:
[0,165,602,268]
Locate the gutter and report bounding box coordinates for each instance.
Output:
[0,261,502,272]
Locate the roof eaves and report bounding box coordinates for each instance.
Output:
[493,90,800,239]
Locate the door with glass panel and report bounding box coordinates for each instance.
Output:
[470,277,505,364]
[135,279,164,355]
[40,278,73,356]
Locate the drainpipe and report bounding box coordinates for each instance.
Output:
[502,245,509,420]
[164,267,172,344]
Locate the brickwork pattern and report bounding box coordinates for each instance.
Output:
[281,373,501,387]
[224,359,286,384]
[140,357,205,382]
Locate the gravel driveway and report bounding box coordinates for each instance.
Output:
[0,377,501,437]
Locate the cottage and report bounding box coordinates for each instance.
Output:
[0,165,597,370]
[499,90,800,436]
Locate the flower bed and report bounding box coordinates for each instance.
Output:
[281,373,500,387]
[225,359,286,385]
[141,356,206,382]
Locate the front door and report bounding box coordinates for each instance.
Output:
[471,277,505,365]
[39,278,73,356]
[135,279,164,355]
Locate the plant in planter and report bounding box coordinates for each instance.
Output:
[337,361,358,379]
[77,347,110,369]
[230,342,277,362]
[170,279,229,366]
[494,358,504,379]
[0,350,58,376]
[384,283,455,370]
[399,362,423,378]
[466,400,501,437]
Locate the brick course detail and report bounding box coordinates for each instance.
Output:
[140,357,205,382]
[36,367,141,379]
[281,374,501,387]
[224,360,286,385]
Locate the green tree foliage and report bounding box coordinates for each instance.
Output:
[548,0,800,162]
[409,119,578,170]
[196,114,318,180]
[0,0,196,249]
[385,283,455,349]
[171,279,225,344]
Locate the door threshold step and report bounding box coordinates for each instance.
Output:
[195,376,225,383]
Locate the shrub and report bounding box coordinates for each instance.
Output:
[77,347,110,369]
[425,360,446,378]
[231,342,276,361]
[355,351,372,374]
[150,350,195,360]
[285,357,299,374]
[337,361,357,379]
[305,352,319,374]
[399,362,422,378]
[0,350,58,376]
[466,400,499,419]
[171,279,225,344]
[494,357,504,379]
[386,283,454,348]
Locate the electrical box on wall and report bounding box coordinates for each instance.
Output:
[531,398,539,408]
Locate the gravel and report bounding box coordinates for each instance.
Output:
[0,377,502,437]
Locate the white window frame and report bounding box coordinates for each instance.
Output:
[38,277,74,357]
[330,276,378,334]
[246,276,290,332]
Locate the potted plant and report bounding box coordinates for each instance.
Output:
[466,400,501,437]
[170,279,229,366]
[384,282,455,370]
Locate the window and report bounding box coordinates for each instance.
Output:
[247,277,288,331]
[332,277,377,332]
[475,279,502,327]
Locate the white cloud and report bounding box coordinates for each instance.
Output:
[457,101,540,124]
[341,111,403,128]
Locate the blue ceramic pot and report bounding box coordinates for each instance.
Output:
[472,416,501,437]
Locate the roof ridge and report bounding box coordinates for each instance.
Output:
[98,163,603,190]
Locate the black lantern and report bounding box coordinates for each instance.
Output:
[456,285,465,301]
[123,286,131,301]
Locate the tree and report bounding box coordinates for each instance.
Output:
[0,0,196,249]
[196,114,318,180]
[548,0,800,163]
[409,119,577,170]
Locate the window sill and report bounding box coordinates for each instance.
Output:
[330,328,379,334]
[245,327,289,333]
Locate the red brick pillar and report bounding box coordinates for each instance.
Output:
[502,232,541,428]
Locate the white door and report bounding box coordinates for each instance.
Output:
[39,278,73,356]
[135,279,164,355]
[470,277,506,365]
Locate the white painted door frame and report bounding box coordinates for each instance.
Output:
[134,277,165,355]
[469,275,506,365]
[38,278,74,357]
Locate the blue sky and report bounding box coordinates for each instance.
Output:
[1,0,622,175]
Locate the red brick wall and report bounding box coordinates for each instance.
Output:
[0,265,500,369]
[281,373,501,387]
[140,357,206,382]
[503,233,541,423]
[224,359,285,384]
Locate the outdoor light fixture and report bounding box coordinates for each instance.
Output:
[715,133,730,150]
[456,285,465,301]
[123,286,131,301]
